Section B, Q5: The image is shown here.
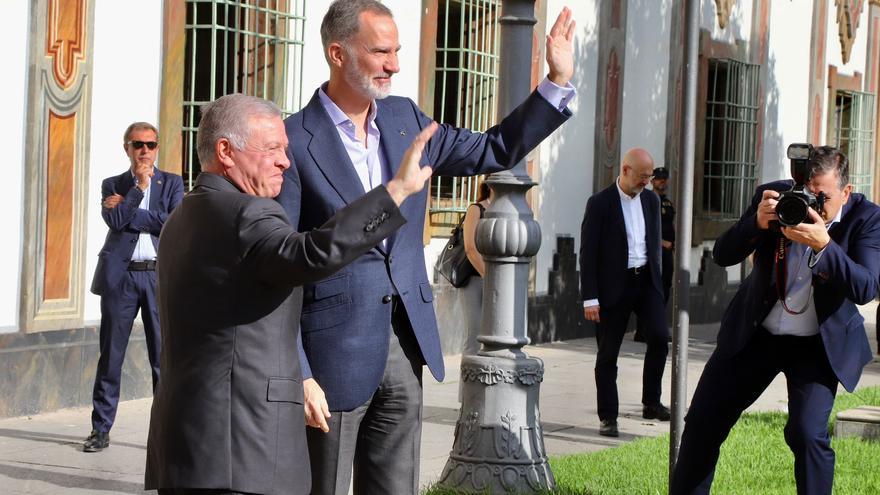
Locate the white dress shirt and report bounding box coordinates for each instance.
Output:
[131,171,158,262]
[584,178,648,308]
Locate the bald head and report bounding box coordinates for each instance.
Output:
[619,148,655,197]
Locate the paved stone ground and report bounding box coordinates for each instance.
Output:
[1,302,877,494]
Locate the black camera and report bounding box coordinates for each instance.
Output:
[774,143,826,227]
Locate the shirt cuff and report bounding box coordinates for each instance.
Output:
[536,77,576,112]
[808,244,828,268]
[583,299,599,308]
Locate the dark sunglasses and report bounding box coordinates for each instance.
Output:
[127,140,158,150]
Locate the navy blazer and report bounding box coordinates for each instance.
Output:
[277,88,570,411]
[90,168,184,295]
[713,180,880,391]
[579,182,664,307]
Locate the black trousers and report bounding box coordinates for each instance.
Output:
[306,296,424,495]
[671,329,838,495]
[595,268,669,421]
[91,270,161,432]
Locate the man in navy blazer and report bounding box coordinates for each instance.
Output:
[671,147,880,494]
[580,148,671,438]
[275,1,576,493]
[84,122,184,452]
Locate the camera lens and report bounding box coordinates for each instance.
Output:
[776,194,808,226]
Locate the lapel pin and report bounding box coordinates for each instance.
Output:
[157,180,162,185]
[399,130,406,136]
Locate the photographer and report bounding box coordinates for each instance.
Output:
[671,146,880,495]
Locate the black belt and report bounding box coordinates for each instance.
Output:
[627,265,648,276]
[128,260,157,271]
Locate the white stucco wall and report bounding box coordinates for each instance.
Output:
[83,0,164,323]
[620,0,671,166]
[298,1,422,109]
[533,1,598,293]
[760,0,814,183]
[0,1,30,331]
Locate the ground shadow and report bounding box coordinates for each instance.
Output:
[0,462,145,494]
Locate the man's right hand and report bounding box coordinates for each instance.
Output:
[103,193,124,209]
[584,305,601,323]
[756,189,780,230]
[303,378,331,433]
[386,123,438,206]
[134,162,154,191]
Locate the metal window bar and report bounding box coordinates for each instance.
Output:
[833,90,875,201]
[182,0,306,190]
[702,58,760,219]
[430,0,500,215]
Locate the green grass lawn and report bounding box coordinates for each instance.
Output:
[425,386,880,494]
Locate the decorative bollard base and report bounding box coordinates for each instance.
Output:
[438,354,554,493]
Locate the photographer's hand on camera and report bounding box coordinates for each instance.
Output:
[756,189,780,230]
[780,207,831,252]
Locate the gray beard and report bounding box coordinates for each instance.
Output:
[345,60,391,100]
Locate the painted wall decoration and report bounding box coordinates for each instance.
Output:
[836,0,865,63]
[21,0,95,332]
[715,0,735,29]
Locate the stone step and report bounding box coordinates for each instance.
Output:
[834,406,880,441]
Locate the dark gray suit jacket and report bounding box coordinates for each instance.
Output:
[144,173,405,494]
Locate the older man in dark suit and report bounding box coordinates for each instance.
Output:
[144,94,436,495]
[671,146,880,495]
[580,148,670,438]
[84,122,183,452]
[275,2,576,492]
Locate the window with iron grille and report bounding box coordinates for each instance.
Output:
[829,90,875,200]
[701,58,760,219]
[182,0,306,189]
[429,0,500,215]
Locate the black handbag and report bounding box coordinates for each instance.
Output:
[435,204,484,288]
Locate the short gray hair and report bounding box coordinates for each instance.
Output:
[123,122,158,143]
[320,0,392,55]
[196,94,282,165]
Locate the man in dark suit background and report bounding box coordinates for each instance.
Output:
[652,167,675,302]
[84,122,183,452]
[275,1,576,493]
[671,147,880,495]
[145,94,436,495]
[580,148,671,438]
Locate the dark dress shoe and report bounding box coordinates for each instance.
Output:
[598,419,619,437]
[83,430,110,452]
[643,403,671,421]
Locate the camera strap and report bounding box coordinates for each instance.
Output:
[774,236,812,315]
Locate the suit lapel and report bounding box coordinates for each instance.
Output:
[302,91,389,257]
[607,184,627,239]
[117,170,135,195]
[375,100,410,186]
[301,91,368,205]
[375,100,413,253]
[640,191,654,252]
[149,169,163,211]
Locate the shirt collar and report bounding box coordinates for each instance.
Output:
[616,176,641,201]
[318,83,378,130]
[826,205,842,229]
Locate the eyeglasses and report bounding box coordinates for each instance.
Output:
[637,174,654,181]
[127,140,158,150]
